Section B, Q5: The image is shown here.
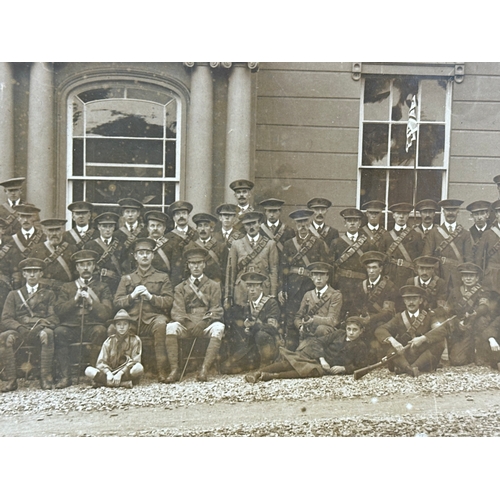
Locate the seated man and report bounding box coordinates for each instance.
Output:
[0,258,58,391]
[114,238,173,383]
[166,248,225,382]
[85,309,143,388]
[374,285,446,377]
[53,250,113,388]
[475,295,500,370]
[220,271,281,375]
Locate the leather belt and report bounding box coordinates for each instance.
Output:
[38,277,64,289]
[336,268,365,280]
[440,256,460,266]
[289,266,310,276]
[100,268,119,279]
[390,257,414,269]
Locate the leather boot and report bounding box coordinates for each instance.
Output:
[165,336,180,383]
[154,330,169,383]
[0,345,17,392]
[55,346,71,389]
[40,335,54,390]
[197,338,221,382]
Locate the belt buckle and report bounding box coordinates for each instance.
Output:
[397,259,403,267]
[101,268,108,276]
[298,267,304,275]
[346,270,352,278]
[441,257,446,264]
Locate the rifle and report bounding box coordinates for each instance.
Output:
[353,314,457,380]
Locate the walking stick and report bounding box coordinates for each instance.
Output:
[137,296,144,337]
[179,338,197,382]
[77,279,89,384]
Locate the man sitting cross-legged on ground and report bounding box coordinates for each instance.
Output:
[85,309,143,388]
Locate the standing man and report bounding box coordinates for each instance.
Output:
[258,198,295,255]
[53,250,113,388]
[144,210,171,275]
[466,200,491,262]
[10,204,45,258]
[306,197,339,247]
[214,203,244,247]
[0,219,21,312]
[414,199,439,237]
[0,177,25,235]
[114,238,174,383]
[63,201,98,249]
[229,179,254,216]
[0,258,58,391]
[407,256,447,313]
[361,200,387,248]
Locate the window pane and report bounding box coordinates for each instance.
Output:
[78,88,124,103]
[164,183,176,206]
[72,139,84,176]
[86,165,164,178]
[416,170,443,204]
[127,88,174,105]
[362,123,389,166]
[72,180,84,202]
[420,79,447,122]
[165,99,177,138]
[388,169,443,206]
[73,99,84,136]
[390,124,414,166]
[391,77,419,122]
[165,141,176,177]
[360,169,386,207]
[86,138,163,165]
[86,99,164,138]
[418,124,445,166]
[363,78,390,121]
[85,180,164,205]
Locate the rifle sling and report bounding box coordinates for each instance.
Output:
[237,236,268,274]
[436,225,463,261]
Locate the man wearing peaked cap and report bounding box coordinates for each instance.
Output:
[407,255,447,312]
[280,208,329,350]
[0,257,59,392]
[143,211,171,275]
[229,179,254,215]
[53,249,113,388]
[84,212,123,294]
[258,198,295,257]
[0,217,24,311]
[379,202,424,290]
[64,201,98,249]
[423,198,472,290]
[466,200,491,249]
[361,200,387,248]
[414,199,439,237]
[0,177,25,236]
[306,197,339,247]
[214,203,244,247]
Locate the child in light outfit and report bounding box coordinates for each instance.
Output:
[85,309,143,388]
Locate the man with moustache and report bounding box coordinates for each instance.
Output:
[11,204,45,258]
[229,179,254,216]
[0,177,25,235]
[306,198,339,247]
[143,210,171,275]
[63,201,98,249]
[413,199,439,237]
[361,200,387,249]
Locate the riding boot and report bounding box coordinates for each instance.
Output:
[154,329,169,382]
[197,338,221,382]
[165,336,180,383]
[55,346,71,389]
[0,346,17,392]
[40,342,54,390]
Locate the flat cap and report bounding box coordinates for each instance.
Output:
[241,271,268,283]
[229,179,254,191]
[144,210,170,224]
[117,198,144,210]
[415,199,439,212]
[362,200,386,212]
[288,209,314,221]
[466,200,491,213]
[438,199,463,209]
[0,177,25,189]
[19,258,45,270]
[239,211,263,224]
[183,247,208,261]
[494,175,500,185]
[94,212,120,225]
[192,213,218,225]
[41,218,66,228]
[359,251,386,266]
[15,204,41,215]
[340,208,363,219]
[133,238,156,251]
[259,198,285,209]
[169,200,193,215]
[389,202,413,213]
[307,261,333,273]
[492,200,500,211]
[457,262,482,274]
[68,201,93,212]
[72,250,99,263]
[216,203,239,215]
[400,285,427,297]
[413,256,440,267]
[345,316,365,328]
[307,198,332,209]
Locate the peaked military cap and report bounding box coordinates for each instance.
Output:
[133,238,156,251]
[457,262,482,275]
[415,199,439,212]
[492,200,500,211]
[169,200,193,215]
[307,198,332,209]
[118,198,144,210]
[413,256,440,267]
[240,211,263,224]
[72,250,99,263]
[216,203,238,215]
[359,251,386,266]
[307,262,333,273]
[389,202,413,213]
[19,258,45,270]
[94,212,119,225]
[144,210,170,224]
[494,175,500,185]
[466,200,491,213]
[229,179,254,191]
[438,199,463,209]
[15,204,40,215]
[241,271,268,283]
[362,200,386,212]
[183,247,208,261]
[192,213,218,225]
[340,208,363,219]
[41,218,67,228]
[68,201,93,212]
[288,209,314,221]
[259,198,285,209]
[345,316,365,328]
[0,177,25,189]
[400,285,426,297]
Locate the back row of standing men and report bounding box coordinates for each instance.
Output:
[2,176,500,391]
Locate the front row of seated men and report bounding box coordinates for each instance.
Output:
[2,238,500,392]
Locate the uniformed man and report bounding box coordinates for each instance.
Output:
[329,208,376,318]
[414,199,439,237]
[29,219,78,292]
[423,199,472,290]
[466,200,491,262]
[10,204,45,261]
[407,256,447,312]
[114,238,174,383]
[143,210,171,275]
[0,258,58,391]
[166,248,225,382]
[0,218,21,312]
[229,179,254,216]
[280,209,329,350]
[84,212,123,294]
[214,203,244,247]
[0,177,25,235]
[258,198,295,255]
[306,197,339,247]
[63,201,98,249]
[163,201,198,287]
[361,200,387,248]
[379,202,424,290]
[374,285,446,376]
[53,250,113,388]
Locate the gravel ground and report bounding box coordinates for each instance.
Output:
[1,364,500,417]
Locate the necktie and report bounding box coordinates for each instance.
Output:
[421,282,427,289]
[25,233,31,243]
[368,283,374,291]
[105,239,110,246]
[317,291,321,299]
[271,225,277,235]
[194,278,200,287]
[250,239,255,247]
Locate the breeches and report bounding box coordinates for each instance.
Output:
[166,321,225,339]
[54,324,107,349]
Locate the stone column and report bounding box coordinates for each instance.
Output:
[224,63,256,202]
[184,62,214,213]
[0,63,15,180]
[27,62,55,218]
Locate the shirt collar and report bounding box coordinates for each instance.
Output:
[408,309,420,319]
[199,236,212,244]
[22,227,35,237]
[222,228,232,235]
[316,284,328,297]
[239,204,250,212]
[77,224,89,233]
[420,277,431,286]
[190,274,204,283]
[176,225,188,233]
[394,224,406,231]
[445,222,457,231]
[347,231,358,241]
[267,221,279,228]
[101,236,112,244]
[313,221,324,230]
[252,292,264,306]
[26,284,38,294]
[126,221,138,231]
[475,225,486,232]
[369,275,381,286]
[367,223,379,231]
[247,233,260,243]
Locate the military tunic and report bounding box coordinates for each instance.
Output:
[162,226,199,287]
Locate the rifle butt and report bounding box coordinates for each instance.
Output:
[353,362,382,380]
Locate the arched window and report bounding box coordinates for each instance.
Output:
[67,82,181,215]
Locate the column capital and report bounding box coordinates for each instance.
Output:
[184,62,259,72]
